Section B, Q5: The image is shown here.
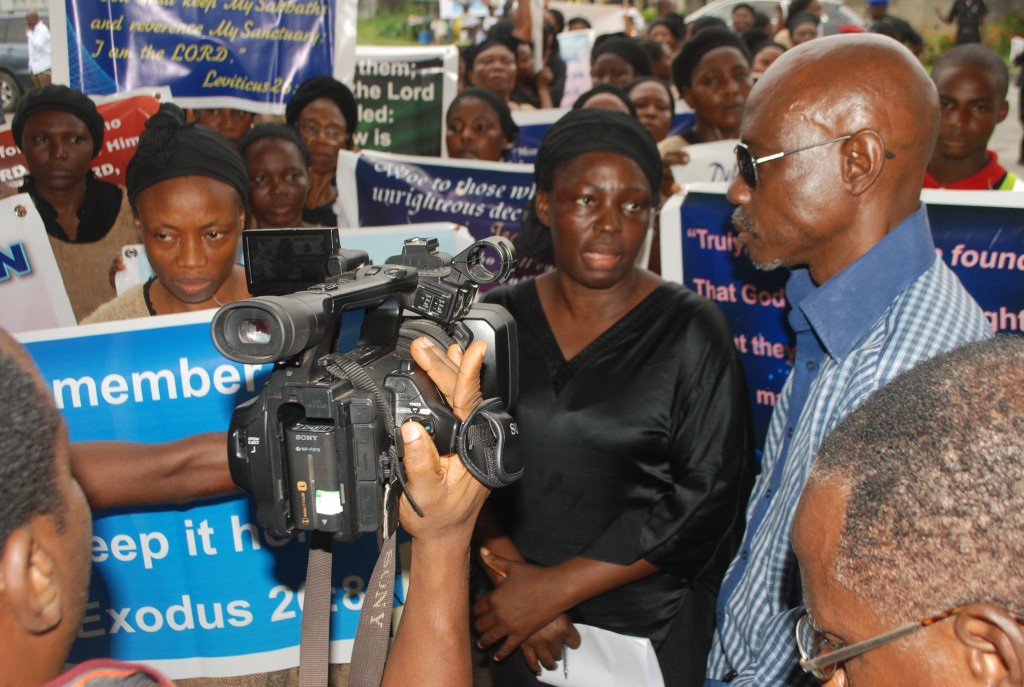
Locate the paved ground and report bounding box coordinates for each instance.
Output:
[992,84,1024,175]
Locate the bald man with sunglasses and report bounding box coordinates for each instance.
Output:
[704,34,991,687]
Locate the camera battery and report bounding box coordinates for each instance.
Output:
[285,422,345,532]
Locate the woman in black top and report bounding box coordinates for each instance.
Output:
[476,108,754,687]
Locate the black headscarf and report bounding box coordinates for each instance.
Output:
[126,103,248,206]
[285,76,359,150]
[671,28,750,91]
[516,109,661,260]
[590,35,653,79]
[12,85,105,157]
[786,11,820,35]
[239,122,311,166]
[650,16,684,41]
[465,37,519,74]
[572,83,639,118]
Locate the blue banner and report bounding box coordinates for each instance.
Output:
[661,185,1024,450]
[20,313,397,678]
[64,0,334,107]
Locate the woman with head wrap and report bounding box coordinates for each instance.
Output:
[642,38,674,85]
[590,34,653,89]
[239,123,314,228]
[511,39,554,110]
[787,11,820,46]
[627,77,689,210]
[647,16,684,58]
[465,38,520,105]
[285,76,359,227]
[683,15,728,41]
[770,0,822,45]
[83,104,250,322]
[750,39,785,80]
[445,88,520,161]
[11,84,139,321]
[193,107,255,147]
[473,108,753,687]
[669,29,752,145]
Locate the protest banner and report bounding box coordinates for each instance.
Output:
[335,150,550,282]
[508,108,564,164]
[661,183,1024,449]
[352,45,459,157]
[557,29,594,108]
[549,0,624,34]
[0,91,163,192]
[19,312,399,678]
[669,140,739,186]
[0,194,75,333]
[58,0,351,113]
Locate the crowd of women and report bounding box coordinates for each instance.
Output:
[16,2,1016,685]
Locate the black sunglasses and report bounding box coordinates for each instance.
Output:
[734,135,896,188]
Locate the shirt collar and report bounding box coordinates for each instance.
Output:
[786,204,937,361]
[923,151,1008,190]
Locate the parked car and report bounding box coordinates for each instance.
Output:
[684,0,864,36]
[0,11,49,113]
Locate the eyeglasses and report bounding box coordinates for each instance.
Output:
[795,606,963,680]
[297,121,348,144]
[733,135,896,189]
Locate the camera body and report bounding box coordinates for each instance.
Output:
[212,229,520,542]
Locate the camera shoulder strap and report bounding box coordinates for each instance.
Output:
[349,529,398,687]
[348,477,402,687]
[299,531,333,687]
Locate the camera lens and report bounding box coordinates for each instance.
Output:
[238,318,273,345]
[212,299,324,364]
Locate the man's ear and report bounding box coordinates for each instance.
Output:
[954,603,1024,686]
[842,130,888,197]
[0,525,64,634]
[998,99,1010,125]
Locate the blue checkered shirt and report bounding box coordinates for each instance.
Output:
[704,205,992,686]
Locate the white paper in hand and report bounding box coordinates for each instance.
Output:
[537,623,665,687]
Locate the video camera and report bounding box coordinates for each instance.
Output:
[211,228,521,542]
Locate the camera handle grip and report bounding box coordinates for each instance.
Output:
[456,398,523,488]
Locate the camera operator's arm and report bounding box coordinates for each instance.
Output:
[71,432,236,510]
[382,394,490,687]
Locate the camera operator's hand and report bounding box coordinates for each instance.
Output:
[383,420,488,687]
[398,420,489,542]
[410,338,486,422]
